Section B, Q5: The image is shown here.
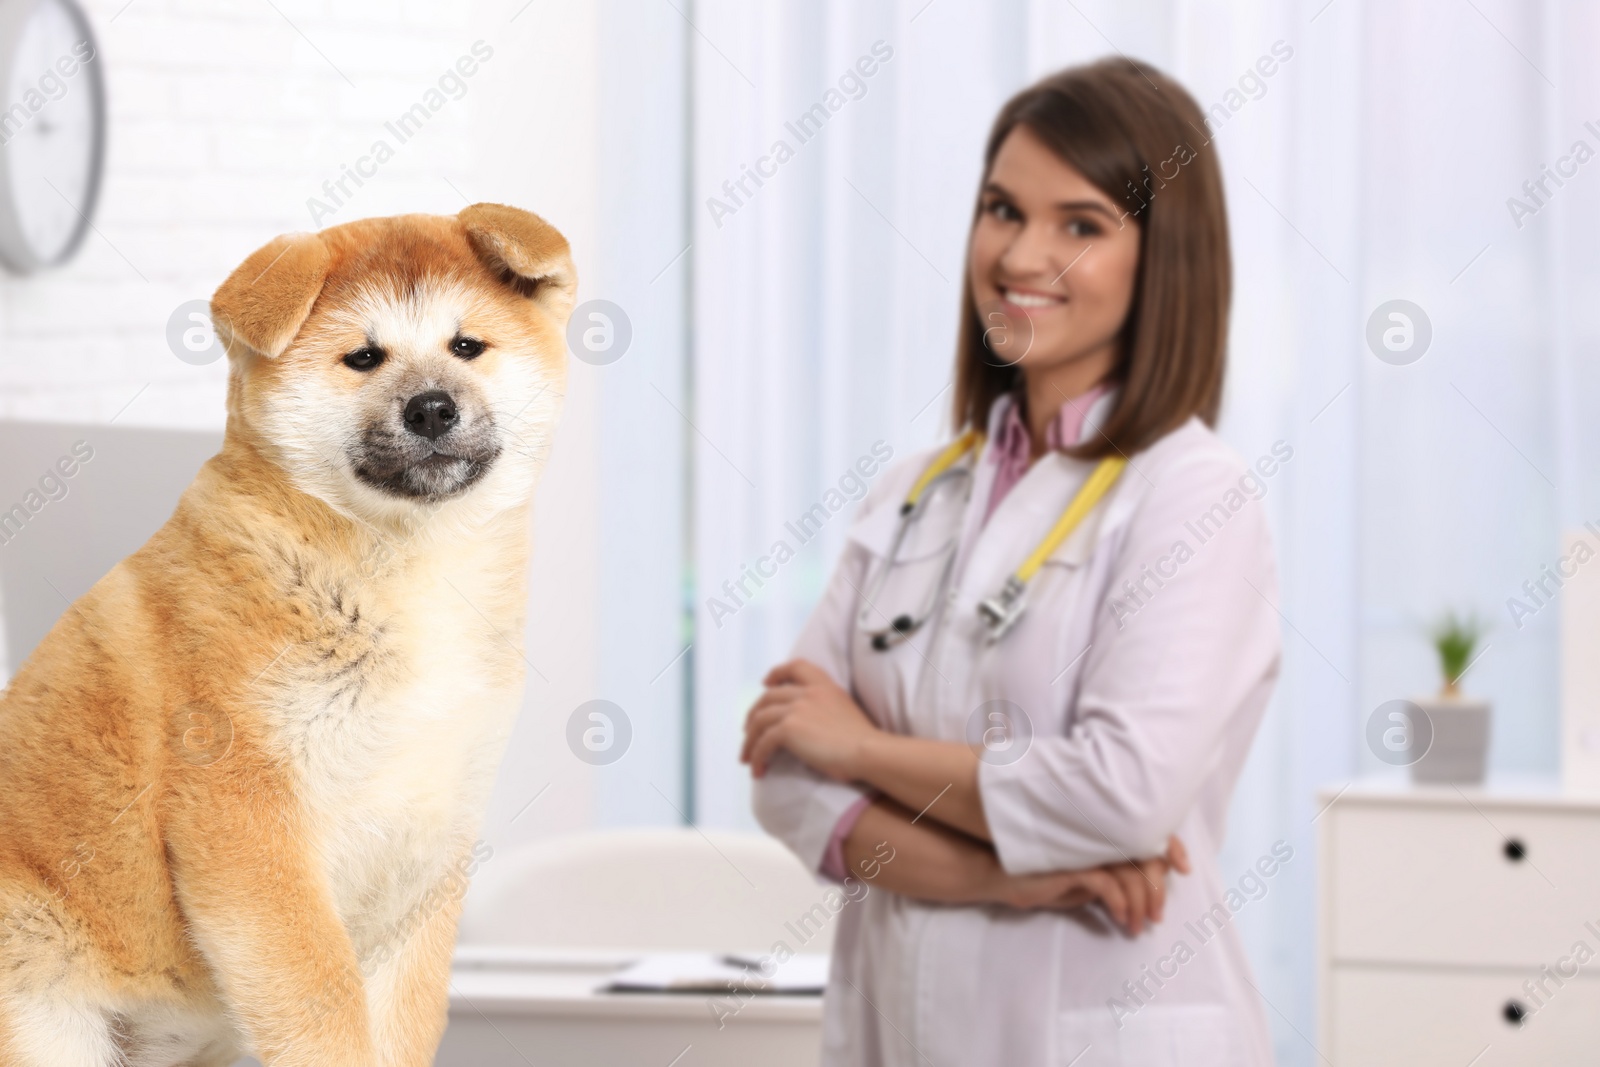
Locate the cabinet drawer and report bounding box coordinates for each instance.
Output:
[1328,803,1600,967]
[1330,966,1600,1066]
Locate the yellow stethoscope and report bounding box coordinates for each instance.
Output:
[859,429,1126,650]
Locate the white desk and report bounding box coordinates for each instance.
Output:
[436,948,824,1067]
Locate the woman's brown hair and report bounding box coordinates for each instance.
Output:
[952,57,1230,458]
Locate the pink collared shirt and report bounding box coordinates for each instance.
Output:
[982,383,1110,524]
[816,383,1109,883]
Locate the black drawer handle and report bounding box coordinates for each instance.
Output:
[1504,999,1526,1026]
[1504,838,1527,862]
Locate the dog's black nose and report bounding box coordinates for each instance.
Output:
[403,390,459,440]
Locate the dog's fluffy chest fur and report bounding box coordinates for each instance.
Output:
[260,530,526,962]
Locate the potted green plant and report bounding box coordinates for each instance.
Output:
[1412,612,1490,784]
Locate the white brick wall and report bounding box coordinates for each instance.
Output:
[0,0,533,429]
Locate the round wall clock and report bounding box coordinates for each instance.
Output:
[0,0,105,274]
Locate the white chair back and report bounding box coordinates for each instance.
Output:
[457,828,836,955]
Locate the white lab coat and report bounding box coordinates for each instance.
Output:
[752,392,1282,1066]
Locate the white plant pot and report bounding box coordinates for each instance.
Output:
[1410,695,1490,785]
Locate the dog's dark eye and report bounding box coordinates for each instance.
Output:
[343,346,385,372]
[451,336,486,360]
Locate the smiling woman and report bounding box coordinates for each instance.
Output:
[955,60,1229,465]
[965,124,1143,455]
[744,57,1281,1067]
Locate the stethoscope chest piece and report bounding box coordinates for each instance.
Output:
[976,575,1028,643]
[870,614,919,652]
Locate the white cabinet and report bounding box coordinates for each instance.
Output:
[1319,779,1600,1065]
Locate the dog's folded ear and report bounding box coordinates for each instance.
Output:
[458,203,578,323]
[211,233,332,360]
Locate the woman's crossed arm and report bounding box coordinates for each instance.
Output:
[741,666,1190,937]
[836,795,1186,934]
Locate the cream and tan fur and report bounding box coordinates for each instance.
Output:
[0,205,574,1066]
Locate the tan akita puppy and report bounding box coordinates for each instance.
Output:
[0,204,574,1067]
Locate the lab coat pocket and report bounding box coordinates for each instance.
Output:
[1057,1003,1236,1066]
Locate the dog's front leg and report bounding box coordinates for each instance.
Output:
[366,852,474,1067]
[165,763,376,1067]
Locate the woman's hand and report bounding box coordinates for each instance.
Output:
[740,659,880,781]
[984,836,1191,934]
[1077,835,1190,934]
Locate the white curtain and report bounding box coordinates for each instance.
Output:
[673,0,1594,1060]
